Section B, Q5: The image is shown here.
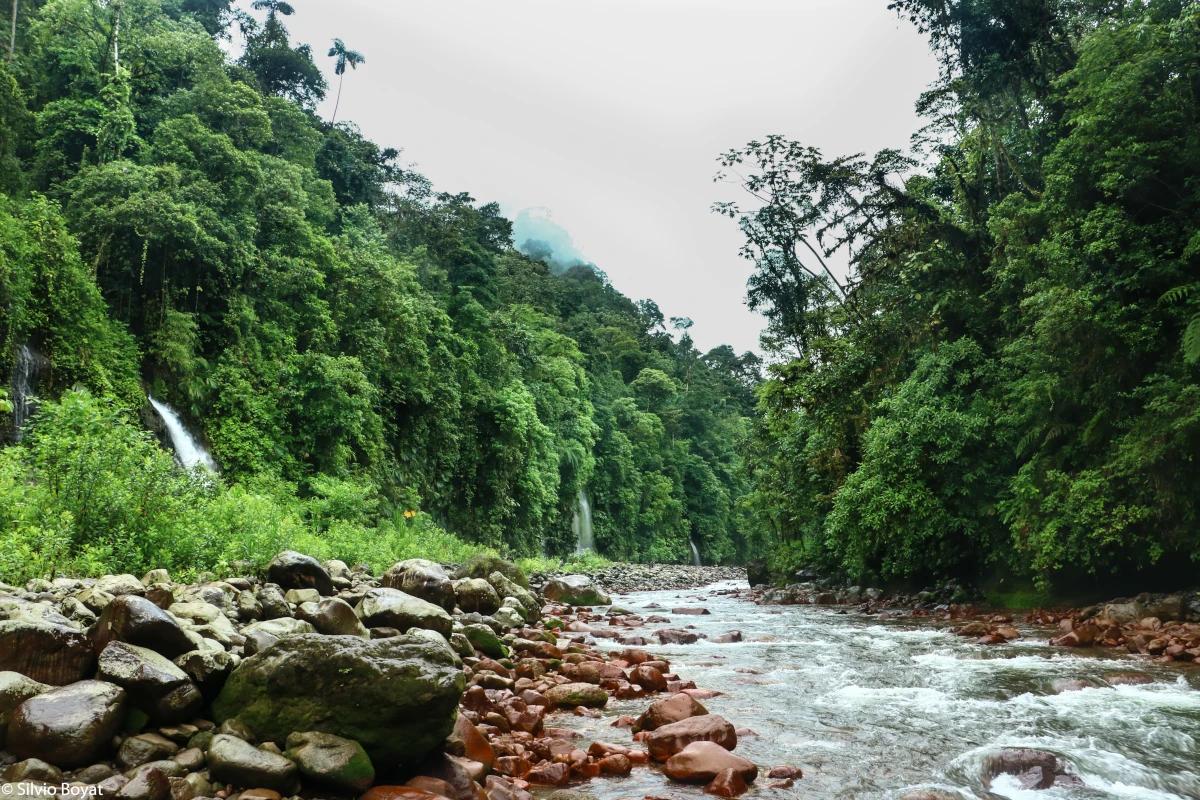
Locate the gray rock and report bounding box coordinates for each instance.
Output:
[266,551,332,596]
[211,633,463,769]
[489,572,540,619]
[0,618,95,686]
[543,575,611,606]
[96,575,145,597]
[2,758,63,784]
[283,588,320,605]
[115,765,170,800]
[97,642,202,723]
[381,559,456,612]
[6,680,127,768]
[355,588,452,638]
[0,672,50,747]
[175,649,235,694]
[285,731,374,791]
[141,570,171,587]
[118,733,179,770]
[255,587,290,621]
[300,598,368,638]
[207,734,298,793]
[93,596,195,660]
[492,606,524,629]
[455,578,500,614]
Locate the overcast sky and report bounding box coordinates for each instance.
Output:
[277,0,938,354]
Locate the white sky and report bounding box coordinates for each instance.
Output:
[278,0,938,354]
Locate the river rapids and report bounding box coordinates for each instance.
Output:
[555,580,1200,800]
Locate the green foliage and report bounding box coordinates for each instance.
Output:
[729,0,1200,588]
[0,0,756,580]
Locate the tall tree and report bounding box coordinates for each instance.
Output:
[327,38,364,124]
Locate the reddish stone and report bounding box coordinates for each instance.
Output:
[361,788,451,800]
[634,692,709,732]
[767,765,803,779]
[705,767,749,797]
[647,714,738,761]
[629,664,668,691]
[664,741,757,785]
[598,754,633,776]
[524,761,569,786]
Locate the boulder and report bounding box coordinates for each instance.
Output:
[117,733,179,770]
[175,649,235,695]
[266,551,333,596]
[634,692,709,732]
[212,633,464,769]
[92,596,195,659]
[97,642,202,723]
[382,560,456,612]
[744,559,770,588]
[981,748,1068,791]
[457,555,529,589]
[96,574,145,597]
[454,579,501,615]
[356,589,453,639]
[0,618,95,685]
[300,597,369,638]
[706,767,750,797]
[542,575,610,607]
[487,573,539,620]
[663,741,757,785]
[544,683,608,709]
[646,714,737,761]
[0,672,50,747]
[461,624,506,658]
[285,731,375,792]
[6,680,127,768]
[207,734,298,793]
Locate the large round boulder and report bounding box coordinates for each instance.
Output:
[6,680,127,768]
[454,579,500,615]
[355,589,453,639]
[97,642,202,723]
[634,692,709,732]
[381,560,455,612]
[0,672,50,748]
[646,714,737,761]
[663,741,757,785]
[285,731,375,792]
[266,551,333,596]
[211,633,464,769]
[542,575,610,607]
[0,618,94,686]
[91,595,195,659]
[456,555,528,589]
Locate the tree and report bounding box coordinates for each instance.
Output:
[327,38,364,124]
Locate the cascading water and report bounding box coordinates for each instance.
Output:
[10,344,46,440]
[689,537,702,566]
[572,489,594,553]
[148,396,217,472]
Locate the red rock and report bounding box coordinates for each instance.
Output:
[598,754,633,776]
[611,715,637,728]
[672,608,711,615]
[629,664,668,691]
[767,765,803,779]
[634,692,709,732]
[646,714,738,761]
[404,777,459,799]
[664,741,757,784]
[656,629,700,645]
[524,761,569,785]
[448,715,495,771]
[705,767,749,797]
[361,788,452,800]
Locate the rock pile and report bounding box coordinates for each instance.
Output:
[0,552,797,800]
[1045,592,1200,661]
[538,563,745,595]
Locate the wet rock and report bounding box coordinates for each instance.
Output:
[455,579,501,615]
[174,649,235,695]
[647,714,737,761]
[382,560,456,612]
[634,692,709,732]
[711,631,743,644]
[93,596,195,660]
[118,733,180,769]
[489,573,539,621]
[0,618,95,685]
[663,741,757,785]
[2,758,63,784]
[97,642,202,723]
[462,623,507,658]
[212,633,463,768]
[207,734,298,793]
[266,551,333,596]
[458,556,529,589]
[981,748,1068,791]
[0,672,49,747]
[705,767,750,797]
[97,575,145,597]
[256,586,290,621]
[6,680,127,767]
[545,683,608,708]
[629,663,668,691]
[656,628,700,645]
[444,715,495,772]
[115,765,171,800]
[356,588,453,638]
[300,597,369,638]
[285,730,374,792]
[543,575,610,607]
[361,787,453,800]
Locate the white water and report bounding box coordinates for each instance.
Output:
[572,489,594,553]
[689,537,702,566]
[10,344,45,440]
[148,396,217,472]
[555,581,1200,800]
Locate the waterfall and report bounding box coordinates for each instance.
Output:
[572,489,594,553]
[10,344,46,441]
[689,537,702,567]
[148,396,217,472]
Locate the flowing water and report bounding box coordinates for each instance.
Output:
[554,581,1200,800]
[148,396,217,472]
[10,343,46,439]
[689,538,702,566]
[573,490,595,553]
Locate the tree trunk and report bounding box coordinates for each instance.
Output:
[331,73,344,124]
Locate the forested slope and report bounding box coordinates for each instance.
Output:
[0,0,761,581]
[728,0,1200,591]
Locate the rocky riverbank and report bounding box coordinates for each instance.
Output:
[0,553,781,800]
[535,563,746,595]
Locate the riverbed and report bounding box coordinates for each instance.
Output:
[555,580,1200,800]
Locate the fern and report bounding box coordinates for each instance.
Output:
[1184,315,1200,364]
[1160,283,1198,304]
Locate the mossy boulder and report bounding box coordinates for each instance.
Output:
[457,555,528,589]
[212,633,464,770]
[461,623,508,658]
[286,731,375,792]
[544,682,608,709]
[543,575,610,607]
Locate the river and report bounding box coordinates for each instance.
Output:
[553,580,1200,800]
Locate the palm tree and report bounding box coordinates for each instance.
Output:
[327,38,364,124]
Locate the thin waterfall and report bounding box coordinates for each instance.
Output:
[148,396,217,472]
[572,489,594,553]
[11,344,46,441]
[689,537,702,567]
